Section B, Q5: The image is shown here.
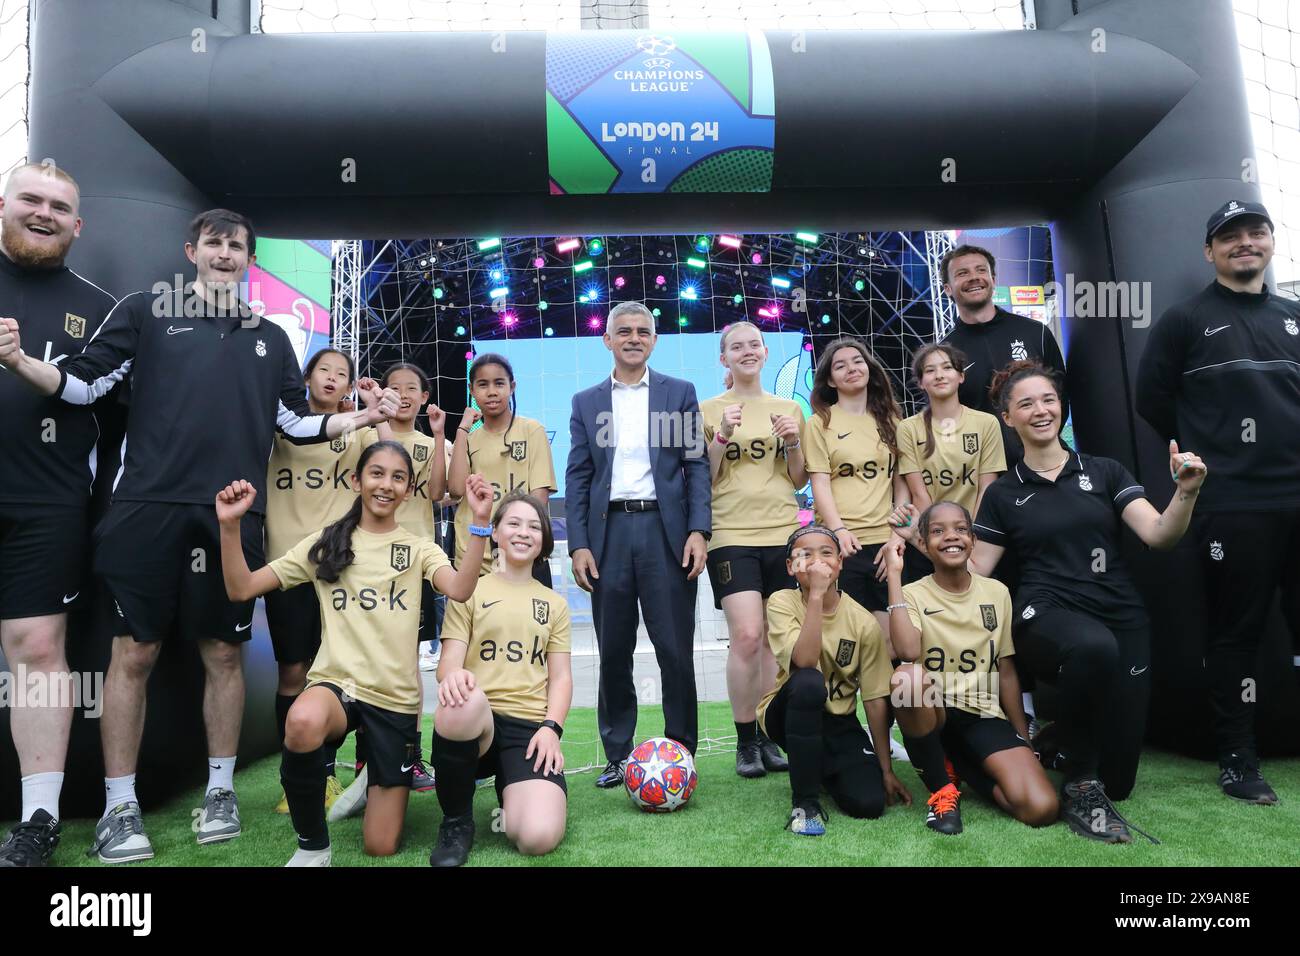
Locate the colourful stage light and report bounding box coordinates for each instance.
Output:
[733,294,743,304]
[678,316,689,327]
[821,314,831,325]
[686,258,707,269]
[588,316,602,330]
[538,301,548,310]
[655,274,666,285]
[588,238,604,255]
[574,260,594,273]
[544,327,554,337]
[795,232,818,244]
[854,279,865,292]
[614,276,626,289]
[465,350,475,360]
[533,257,545,268]
[489,286,509,299]
[433,288,445,299]
[455,325,466,336]
[556,238,580,253]
[751,253,762,264]
[771,277,791,289]
[578,293,590,303]
[757,307,776,319]
[718,234,742,249]
[584,284,601,301]
[501,311,518,327]
[491,269,503,281]
[652,308,661,317]
[694,235,711,252]
[477,238,501,251]
[804,342,814,351]
[680,284,698,300]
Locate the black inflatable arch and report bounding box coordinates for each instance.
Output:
[7,0,1295,816]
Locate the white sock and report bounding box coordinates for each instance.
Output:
[21,771,64,822]
[1022,692,1036,719]
[104,774,138,818]
[207,756,237,793]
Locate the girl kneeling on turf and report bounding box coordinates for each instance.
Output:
[428,489,573,866]
[759,524,911,835]
[216,441,493,866]
[884,501,1057,836]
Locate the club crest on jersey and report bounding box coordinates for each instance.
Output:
[963,433,979,455]
[1077,473,1093,492]
[64,313,86,338]
[412,444,428,463]
[980,604,998,632]
[1285,318,1298,336]
[1210,540,1224,561]
[835,638,855,667]
[254,339,267,358]
[510,440,527,462]
[1010,339,1028,361]
[716,561,732,585]
[330,437,348,453]
[532,598,550,626]
[1021,604,1036,621]
[390,543,411,572]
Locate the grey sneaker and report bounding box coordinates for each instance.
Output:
[87,802,154,864]
[196,788,241,845]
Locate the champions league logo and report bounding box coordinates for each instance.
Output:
[637,34,676,68]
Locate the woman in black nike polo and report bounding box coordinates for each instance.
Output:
[969,362,1206,844]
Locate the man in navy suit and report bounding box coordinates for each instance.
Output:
[566,301,711,787]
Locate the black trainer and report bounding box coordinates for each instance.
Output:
[757,733,789,772]
[1219,754,1279,804]
[595,759,627,789]
[1060,778,1159,845]
[925,783,963,836]
[428,814,475,867]
[0,810,60,867]
[1030,721,1063,771]
[735,741,765,778]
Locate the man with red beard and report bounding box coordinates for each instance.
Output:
[0,163,117,866]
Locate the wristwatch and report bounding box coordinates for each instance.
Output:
[540,719,564,739]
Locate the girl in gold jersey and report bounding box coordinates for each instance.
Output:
[701,322,805,779]
[805,337,911,654]
[884,501,1057,836]
[429,490,572,866]
[446,353,557,583]
[264,348,390,813]
[216,441,493,866]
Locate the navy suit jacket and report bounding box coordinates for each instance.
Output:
[565,369,712,567]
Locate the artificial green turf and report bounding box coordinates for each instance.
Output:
[22,701,1300,867]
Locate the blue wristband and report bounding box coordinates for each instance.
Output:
[469,523,493,538]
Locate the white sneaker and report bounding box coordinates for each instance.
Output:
[889,736,910,763]
[87,802,155,864]
[327,765,368,822]
[285,846,332,867]
[196,788,241,845]
[419,647,440,672]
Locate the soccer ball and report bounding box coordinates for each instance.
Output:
[624,737,698,812]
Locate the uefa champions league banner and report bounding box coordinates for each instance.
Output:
[546,31,776,195]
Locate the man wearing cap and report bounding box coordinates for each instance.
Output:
[1136,200,1300,805]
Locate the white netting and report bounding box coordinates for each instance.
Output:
[0,0,28,180]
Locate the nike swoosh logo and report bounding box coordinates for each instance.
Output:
[62,592,79,604]
[923,608,942,616]
[482,600,502,609]
[209,764,221,770]
[1130,665,1149,676]
[916,440,927,445]
[235,622,252,632]
[1203,326,1230,336]
[166,326,193,335]
[1015,495,1035,506]
[400,763,416,773]
[837,432,851,440]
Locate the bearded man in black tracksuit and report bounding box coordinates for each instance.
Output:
[1137,200,1300,805]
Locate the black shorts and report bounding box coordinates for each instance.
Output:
[0,503,87,619]
[706,544,795,609]
[476,711,567,802]
[901,542,933,585]
[838,544,888,613]
[265,582,322,664]
[940,707,1029,767]
[94,500,264,644]
[319,682,419,788]
[418,581,442,643]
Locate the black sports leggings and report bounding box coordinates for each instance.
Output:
[1013,605,1150,800]
[763,668,885,818]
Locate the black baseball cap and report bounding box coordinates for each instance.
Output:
[1205,200,1273,244]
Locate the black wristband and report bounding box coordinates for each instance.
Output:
[541,719,563,739]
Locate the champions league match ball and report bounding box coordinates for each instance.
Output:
[624,737,698,812]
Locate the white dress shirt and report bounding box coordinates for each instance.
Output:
[609,369,656,500]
